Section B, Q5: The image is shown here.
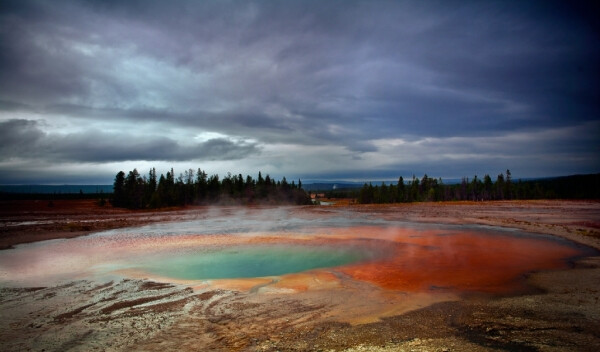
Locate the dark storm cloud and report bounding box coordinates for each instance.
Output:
[0,0,598,182]
[0,119,258,162]
[51,135,259,163]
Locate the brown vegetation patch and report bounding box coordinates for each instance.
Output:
[86,281,114,293]
[196,289,227,301]
[128,296,196,315]
[138,281,175,291]
[100,292,179,315]
[22,287,46,292]
[0,199,182,249]
[54,303,96,322]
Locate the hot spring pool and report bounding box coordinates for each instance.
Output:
[0,208,595,294]
[137,244,368,280]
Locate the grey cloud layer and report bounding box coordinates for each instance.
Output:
[0,0,598,181]
[0,119,258,162]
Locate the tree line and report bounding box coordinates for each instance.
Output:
[112,168,312,209]
[357,171,600,204]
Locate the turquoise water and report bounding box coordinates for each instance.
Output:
[139,245,367,280]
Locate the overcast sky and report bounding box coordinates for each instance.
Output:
[1,0,598,184]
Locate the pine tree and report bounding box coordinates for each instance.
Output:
[196,168,208,202]
[505,169,513,200]
[483,174,492,200]
[112,171,126,207]
[496,173,505,200]
[397,176,405,202]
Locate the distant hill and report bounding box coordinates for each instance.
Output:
[0,185,112,201]
[2,173,598,201]
[302,178,466,191]
[301,182,365,191]
[522,173,600,199]
[0,185,113,194]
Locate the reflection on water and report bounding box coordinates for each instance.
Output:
[335,227,588,293]
[141,244,368,280]
[0,207,595,295]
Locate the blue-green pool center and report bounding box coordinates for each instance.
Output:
[139,244,368,280]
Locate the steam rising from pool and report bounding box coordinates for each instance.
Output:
[0,206,595,294]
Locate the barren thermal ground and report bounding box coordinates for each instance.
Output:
[1,200,599,351]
